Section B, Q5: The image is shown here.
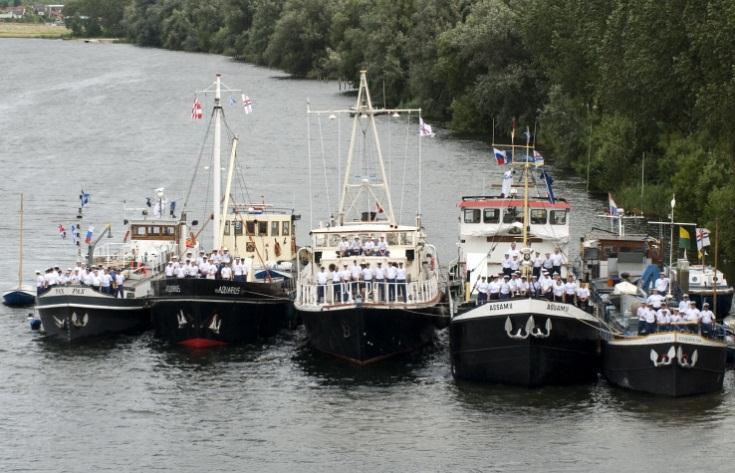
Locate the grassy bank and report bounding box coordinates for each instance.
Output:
[0,23,70,38]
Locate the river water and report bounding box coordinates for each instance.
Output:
[0,39,733,472]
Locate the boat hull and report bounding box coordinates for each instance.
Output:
[36,287,149,342]
[299,305,444,364]
[603,332,726,397]
[450,298,601,386]
[3,289,35,307]
[150,278,293,347]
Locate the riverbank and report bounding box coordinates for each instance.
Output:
[0,22,69,38]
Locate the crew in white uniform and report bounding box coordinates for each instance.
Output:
[699,302,715,337]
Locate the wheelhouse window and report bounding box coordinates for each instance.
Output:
[314,234,327,247]
[149,226,160,235]
[282,221,290,236]
[463,208,481,223]
[234,221,243,236]
[258,221,268,236]
[503,208,521,224]
[134,226,146,236]
[550,210,567,225]
[246,220,255,236]
[271,221,280,237]
[387,233,399,245]
[329,234,342,247]
[483,208,500,223]
[400,233,414,245]
[165,226,175,236]
[530,209,547,225]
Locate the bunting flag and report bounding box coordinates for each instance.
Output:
[493,147,509,165]
[169,201,177,218]
[696,227,711,250]
[541,170,556,204]
[71,224,80,246]
[79,190,90,208]
[241,94,253,114]
[228,95,237,106]
[57,224,66,239]
[419,118,435,137]
[84,225,94,245]
[191,98,203,119]
[533,150,544,167]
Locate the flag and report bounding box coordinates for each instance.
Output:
[79,191,90,208]
[241,94,253,114]
[501,170,513,197]
[191,98,203,120]
[419,118,435,137]
[57,224,66,239]
[533,150,544,167]
[71,224,80,246]
[679,226,693,250]
[170,201,177,218]
[84,225,94,245]
[523,126,531,145]
[608,193,622,216]
[228,95,236,106]
[376,201,384,214]
[511,116,517,142]
[541,170,556,204]
[696,227,711,250]
[493,147,509,165]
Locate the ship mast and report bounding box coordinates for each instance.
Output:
[17,193,24,289]
[212,74,222,250]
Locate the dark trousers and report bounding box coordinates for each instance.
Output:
[317,285,325,302]
[375,279,385,301]
[397,279,406,302]
[387,279,396,301]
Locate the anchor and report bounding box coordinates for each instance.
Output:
[650,346,676,367]
[71,312,89,328]
[208,314,221,335]
[505,316,530,340]
[52,315,67,329]
[677,346,699,368]
[530,317,552,338]
[176,310,189,328]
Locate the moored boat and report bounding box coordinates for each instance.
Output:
[3,193,35,307]
[36,211,181,342]
[294,70,447,364]
[149,75,297,348]
[449,130,601,386]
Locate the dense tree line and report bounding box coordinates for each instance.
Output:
[66,0,735,260]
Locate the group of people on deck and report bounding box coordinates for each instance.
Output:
[164,249,252,281]
[637,291,717,337]
[336,235,390,257]
[315,260,408,304]
[475,271,591,310]
[36,264,125,298]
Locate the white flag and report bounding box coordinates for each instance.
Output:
[696,227,711,250]
[241,94,253,114]
[419,118,435,137]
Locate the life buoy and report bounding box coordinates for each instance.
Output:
[274,240,282,257]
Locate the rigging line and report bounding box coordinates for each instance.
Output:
[336,114,341,215]
[316,113,331,215]
[307,105,313,229]
[183,113,215,210]
[418,112,423,217]
[398,111,412,222]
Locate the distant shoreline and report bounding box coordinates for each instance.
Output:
[0,22,70,39]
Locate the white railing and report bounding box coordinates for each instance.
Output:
[296,273,440,307]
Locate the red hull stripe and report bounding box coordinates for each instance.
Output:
[459,199,570,209]
[178,338,228,349]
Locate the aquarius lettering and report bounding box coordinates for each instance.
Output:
[214,286,241,295]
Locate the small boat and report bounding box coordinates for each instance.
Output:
[3,193,35,307]
[149,75,297,348]
[36,210,181,342]
[449,134,601,386]
[685,264,733,319]
[294,70,447,364]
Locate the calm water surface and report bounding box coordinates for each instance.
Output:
[0,39,733,472]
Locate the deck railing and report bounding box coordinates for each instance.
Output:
[296,273,440,307]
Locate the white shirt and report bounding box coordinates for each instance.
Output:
[553,282,565,297]
[115,274,124,287]
[206,265,218,280]
[362,267,373,281]
[488,280,500,294]
[188,264,199,277]
[165,264,174,277]
[542,257,553,269]
[220,266,232,280]
[679,299,690,312]
[331,270,341,283]
[350,265,362,281]
[36,275,45,288]
[477,281,488,295]
[656,309,671,324]
[507,246,520,259]
[100,274,111,288]
[576,287,590,299]
[700,309,715,324]
[684,308,700,322]
[386,266,397,280]
[316,271,328,285]
[374,267,385,280]
[501,257,511,270]
[654,277,669,293]
[499,281,511,295]
[564,281,577,295]
[550,253,563,266]
[647,293,664,309]
[644,308,656,323]
[233,262,244,276]
[396,267,406,280]
[637,306,648,321]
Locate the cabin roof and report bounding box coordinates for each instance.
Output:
[458,197,570,210]
[310,223,419,234]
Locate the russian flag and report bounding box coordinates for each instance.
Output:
[84,225,94,244]
[493,147,509,165]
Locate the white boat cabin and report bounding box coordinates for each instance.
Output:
[220,204,297,267]
[457,195,571,286]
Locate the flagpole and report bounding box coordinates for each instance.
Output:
[713,219,719,317]
[668,194,675,296]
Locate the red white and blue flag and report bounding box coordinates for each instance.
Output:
[494,147,509,165]
[608,193,622,216]
[241,94,253,114]
[696,227,711,250]
[191,98,203,120]
[84,225,94,245]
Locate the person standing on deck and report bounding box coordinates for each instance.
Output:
[550,249,564,277]
[374,261,386,302]
[396,262,407,302]
[386,262,397,302]
[700,302,715,337]
[316,266,328,303]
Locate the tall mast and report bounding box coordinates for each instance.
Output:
[713,219,719,316]
[18,193,23,288]
[213,74,222,250]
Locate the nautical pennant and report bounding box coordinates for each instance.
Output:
[419,118,435,137]
[241,94,253,114]
[192,98,203,120]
